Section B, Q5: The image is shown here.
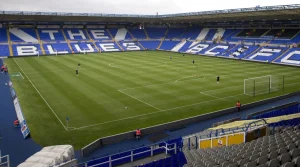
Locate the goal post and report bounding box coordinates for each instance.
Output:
[244,75,284,96]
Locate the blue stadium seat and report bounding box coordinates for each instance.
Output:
[38,29,65,41]
[223,45,259,58]
[274,48,300,65]
[63,29,88,40]
[180,28,202,40]
[10,28,38,42]
[108,28,118,39]
[43,43,71,54]
[0,45,10,56]
[139,41,160,50]
[204,29,217,41]
[0,28,8,43]
[250,104,300,119]
[166,28,186,39]
[146,28,167,39]
[128,28,147,39]
[95,42,122,52]
[87,29,112,40]
[246,46,289,62]
[70,42,98,53]
[12,44,41,56]
[160,41,181,50]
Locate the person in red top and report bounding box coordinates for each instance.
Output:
[14,119,20,128]
[236,101,241,116]
[135,129,142,140]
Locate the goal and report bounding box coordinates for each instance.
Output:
[244,75,284,96]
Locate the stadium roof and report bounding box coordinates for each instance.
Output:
[0,4,300,24]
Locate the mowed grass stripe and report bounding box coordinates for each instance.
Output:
[52,56,161,115]
[5,51,300,149]
[21,57,112,125]
[41,56,159,124]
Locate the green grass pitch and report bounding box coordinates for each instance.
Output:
[5,51,300,149]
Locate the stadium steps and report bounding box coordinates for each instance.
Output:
[144,29,150,39]
[227,44,239,52]
[137,41,146,50]
[157,39,164,49]
[157,29,168,49]
[262,29,271,36]
[196,28,210,41]
[116,41,124,51]
[222,29,238,40]
[291,29,300,40]
[164,28,169,38]
[61,29,74,53]
[106,29,115,40]
[243,46,262,59]
[35,29,46,55]
[213,28,225,40]
[85,29,101,52]
[272,47,291,62]
[126,29,136,39]
[9,28,38,43]
[6,29,13,56]
[177,30,187,39]
[171,40,187,52]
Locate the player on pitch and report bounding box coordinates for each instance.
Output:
[76,68,79,76]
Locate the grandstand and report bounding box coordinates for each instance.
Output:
[0,3,300,167]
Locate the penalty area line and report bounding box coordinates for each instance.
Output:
[18,72,24,79]
[71,93,244,131]
[200,92,221,99]
[118,89,162,111]
[13,58,68,131]
[109,63,119,68]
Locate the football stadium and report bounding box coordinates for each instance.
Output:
[0,1,300,167]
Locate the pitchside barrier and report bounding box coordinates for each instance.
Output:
[81,91,300,156]
[247,101,300,119]
[77,141,178,167]
[0,150,10,167]
[212,117,241,127]
[8,81,30,139]
[196,119,267,149]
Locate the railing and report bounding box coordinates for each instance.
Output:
[74,141,178,167]
[183,119,268,150]
[0,151,10,167]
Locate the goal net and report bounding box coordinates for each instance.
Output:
[244,75,283,96]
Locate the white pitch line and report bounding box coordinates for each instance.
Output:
[25,68,80,75]
[19,72,24,79]
[13,58,68,131]
[109,63,119,68]
[161,93,244,112]
[118,89,162,111]
[174,76,197,83]
[72,80,300,131]
[71,93,244,131]
[200,92,221,99]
